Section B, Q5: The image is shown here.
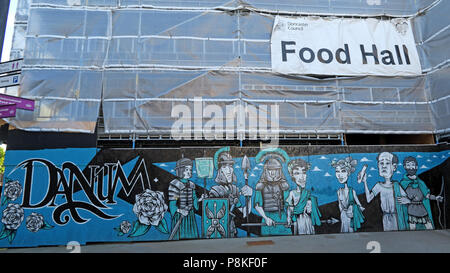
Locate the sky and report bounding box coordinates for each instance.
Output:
[1,0,18,62]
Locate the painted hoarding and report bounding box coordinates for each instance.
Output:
[0,146,448,247]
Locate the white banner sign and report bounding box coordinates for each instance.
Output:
[271,16,422,76]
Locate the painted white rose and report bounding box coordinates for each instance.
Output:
[4,180,22,201]
[120,220,132,234]
[26,213,45,233]
[2,203,24,230]
[133,189,168,226]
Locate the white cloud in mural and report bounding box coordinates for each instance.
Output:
[170,169,175,173]
[235,165,240,169]
[319,156,328,160]
[433,155,438,158]
[250,173,256,177]
[312,166,322,172]
[426,159,432,162]
[368,174,372,177]
[360,157,372,162]
[258,163,264,166]
[420,165,428,169]
[417,155,423,158]
[324,172,332,177]
[254,166,259,170]
[396,171,402,174]
[370,167,377,171]
[442,155,446,159]
[159,163,168,167]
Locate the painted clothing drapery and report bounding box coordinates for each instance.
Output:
[168,178,200,239]
[286,187,321,235]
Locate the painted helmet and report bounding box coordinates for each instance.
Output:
[175,158,193,170]
[265,158,282,170]
[218,152,234,167]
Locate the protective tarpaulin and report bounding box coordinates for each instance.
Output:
[2,0,449,136]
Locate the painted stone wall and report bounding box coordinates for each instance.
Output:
[0,145,448,247]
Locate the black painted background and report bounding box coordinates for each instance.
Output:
[74,144,449,237]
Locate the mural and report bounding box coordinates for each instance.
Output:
[331,157,364,233]
[0,146,448,247]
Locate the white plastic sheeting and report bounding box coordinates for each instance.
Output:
[428,66,450,134]
[2,0,449,135]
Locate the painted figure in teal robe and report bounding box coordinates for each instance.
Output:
[359,152,409,231]
[168,158,206,240]
[254,156,292,236]
[286,158,322,235]
[331,157,365,233]
[399,156,443,230]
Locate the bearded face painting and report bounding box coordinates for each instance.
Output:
[399,156,442,230]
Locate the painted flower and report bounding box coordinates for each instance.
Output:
[26,213,45,232]
[133,189,168,226]
[120,220,132,234]
[331,156,357,173]
[1,203,24,230]
[3,180,22,202]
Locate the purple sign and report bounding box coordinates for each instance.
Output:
[0,93,34,111]
[0,104,17,118]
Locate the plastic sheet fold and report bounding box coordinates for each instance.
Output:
[3,0,449,136]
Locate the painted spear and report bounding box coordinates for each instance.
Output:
[242,155,251,236]
[241,217,339,227]
[438,176,445,229]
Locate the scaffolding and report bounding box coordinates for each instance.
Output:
[2,0,449,142]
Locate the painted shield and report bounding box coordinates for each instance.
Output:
[202,198,229,239]
[195,157,214,179]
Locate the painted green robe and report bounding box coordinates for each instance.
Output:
[400,174,434,229]
[169,179,200,240]
[254,190,292,236]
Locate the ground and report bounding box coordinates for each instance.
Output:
[1,229,449,253]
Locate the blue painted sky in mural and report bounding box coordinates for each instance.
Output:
[154,150,449,207]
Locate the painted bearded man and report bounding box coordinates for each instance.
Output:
[399,156,443,230]
[254,156,292,236]
[208,150,252,237]
[168,157,206,240]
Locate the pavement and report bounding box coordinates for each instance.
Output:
[1,229,449,253]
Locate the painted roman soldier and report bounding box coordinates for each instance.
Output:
[168,157,205,240]
[208,147,252,237]
[254,149,292,236]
